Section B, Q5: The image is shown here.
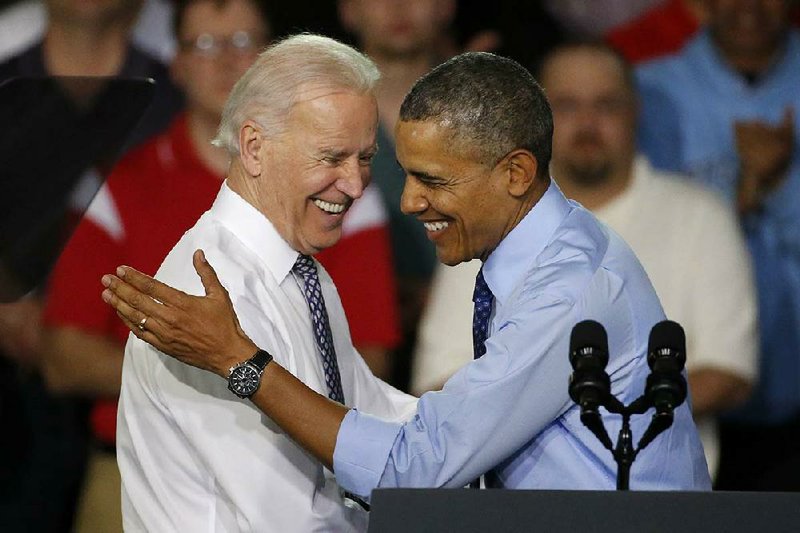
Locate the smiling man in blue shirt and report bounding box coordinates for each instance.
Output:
[101,50,711,498]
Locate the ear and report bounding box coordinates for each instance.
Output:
[502,149,538,198]
[239,120,264,177]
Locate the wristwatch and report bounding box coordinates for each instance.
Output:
[227,349,273,399]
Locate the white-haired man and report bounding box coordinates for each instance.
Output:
[114,34,417,532]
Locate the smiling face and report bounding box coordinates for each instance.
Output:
[396,119,521,266]
[257,90,378,255]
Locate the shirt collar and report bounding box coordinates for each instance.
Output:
[483,179,572,305]
[210,182,298,283]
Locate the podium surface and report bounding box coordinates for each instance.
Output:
[368,488,800,532]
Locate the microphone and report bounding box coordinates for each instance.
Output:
[645,320,687,413]
[569,320,613,449]
[637,320,688,450]
[568,320,610,409]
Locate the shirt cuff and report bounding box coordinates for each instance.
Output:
[333,409,403,500]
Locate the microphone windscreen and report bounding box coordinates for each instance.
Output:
[570,320,608,354]
[647,320,685,354]
[647,320,687,371]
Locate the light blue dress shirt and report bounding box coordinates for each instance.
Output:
[333,182,711,498]
[637,30,800,424]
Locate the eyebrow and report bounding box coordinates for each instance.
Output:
[395,159,443,181]
[409,169,446,183]
[320,145,378,158]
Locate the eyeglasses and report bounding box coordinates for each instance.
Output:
[180,30,264,57]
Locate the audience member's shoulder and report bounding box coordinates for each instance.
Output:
[0,41,39,82]
[646,167,736,221]
[0,56,17,82]
[124,43,172,79]
[635,32,700,85]
[636,50,686,84]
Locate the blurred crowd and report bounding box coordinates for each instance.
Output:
[0,0,799,531]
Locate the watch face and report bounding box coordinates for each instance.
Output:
[229,363,261,397]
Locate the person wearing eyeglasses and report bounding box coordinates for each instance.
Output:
[37,0,269,531]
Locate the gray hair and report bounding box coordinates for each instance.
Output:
[400,52,553,179]
[212,33,381,154]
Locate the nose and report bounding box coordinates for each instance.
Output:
[575,104,599,128]
[336,159,367,200]
[400,175,429,216]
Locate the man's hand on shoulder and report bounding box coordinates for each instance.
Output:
[101,249,257,378]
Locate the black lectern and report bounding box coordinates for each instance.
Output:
[368,489,800,533]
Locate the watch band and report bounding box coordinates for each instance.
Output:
[249,348,273,371]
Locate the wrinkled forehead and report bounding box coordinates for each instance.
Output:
[292,82,375,107]
[265,84,377,135]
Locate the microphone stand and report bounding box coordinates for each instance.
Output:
[577,390,677,490]
[570,319,687,490]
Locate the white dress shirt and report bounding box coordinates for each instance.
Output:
[117,182,417,532]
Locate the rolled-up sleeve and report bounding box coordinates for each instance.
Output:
[333,409,403,499]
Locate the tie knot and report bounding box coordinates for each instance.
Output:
[293,254,317,278]
[473,268,492,305]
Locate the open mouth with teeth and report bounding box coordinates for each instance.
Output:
[423,220,450,232]
[313,198,348,215]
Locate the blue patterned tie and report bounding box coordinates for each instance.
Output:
[472,267,494,360]
[293,254,346,404]
[470,267,493,489]
[469,267,494,489]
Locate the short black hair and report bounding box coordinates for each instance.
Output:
[400,52,553,180]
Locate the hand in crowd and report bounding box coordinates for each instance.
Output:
[0,296,43,367]
[735,107,795,213]
[100,250,256,378]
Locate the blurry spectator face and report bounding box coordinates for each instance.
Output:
[339,0,454,59]
[173,0,269,121]
[253,91,378,255]
[47,0,141,28]
[707,0,791,59]
[396,119,517,266]
[542,47,637,186]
